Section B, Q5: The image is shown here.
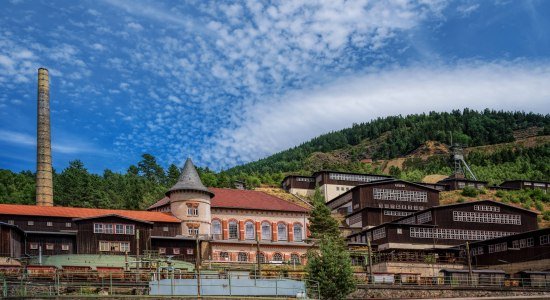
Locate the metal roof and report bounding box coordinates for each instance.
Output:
[167,158,214,197]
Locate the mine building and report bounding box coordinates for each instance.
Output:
[437,176,488,191]
[349,200,538,251]
[327,179,440,229]
[460,227,550,273]
[499,180,549,193]
[0,159,311,265]
[282,171,392,202]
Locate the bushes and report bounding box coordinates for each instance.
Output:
[461,187,479,197]
[543,211,550,221]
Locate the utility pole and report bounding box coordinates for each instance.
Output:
[465,241,473,286]
[196,233,201,297]
[366,237,373,284]
[256,235,261,278]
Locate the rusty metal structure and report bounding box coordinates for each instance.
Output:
[36,68,53,206]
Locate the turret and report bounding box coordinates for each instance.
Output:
[167,158,214,237]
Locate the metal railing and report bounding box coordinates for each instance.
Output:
[0,270,319,298]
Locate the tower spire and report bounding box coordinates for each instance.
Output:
[166,158,213,196]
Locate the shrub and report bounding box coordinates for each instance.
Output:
[543,211,550,221]
[495,190,505,198]
[457,197,466,203]
[461,187,478,197]
[535,201,545,212]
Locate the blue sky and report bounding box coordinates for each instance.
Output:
[1,0,550,173]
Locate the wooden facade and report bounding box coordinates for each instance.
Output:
[466,228,550,267]
[0,222,23,258]
[312,171,392,187]
[151,237,197,261]
[500,180,549,193]
[349,200,539,251]
[437,177,488,190]
[74,215,153,256]
[281,175,316,192]
[328,180,440,228]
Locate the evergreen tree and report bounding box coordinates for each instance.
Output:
[306,187,355,299]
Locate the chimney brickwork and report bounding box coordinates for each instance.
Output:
[36,68,53,206]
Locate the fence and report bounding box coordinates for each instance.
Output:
[1,270,320,298]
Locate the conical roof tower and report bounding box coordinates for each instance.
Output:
[167,158,214,197]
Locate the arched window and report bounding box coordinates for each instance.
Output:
[212,220,221,239]
[293,223,303,242]
[229,221,238,239]
[220,251,229,261]
[277,223,287,241]
[238,252,248,262]
[245,221,255,240]
[261,222,271,240]
[257,252,266,263]
[273,252,283,261]
[290,253,300,265]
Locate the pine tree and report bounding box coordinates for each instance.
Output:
[306,187,356,299]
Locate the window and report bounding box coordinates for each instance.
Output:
[212,220,222,239]
[116,224,124,234]
[513,237,534,249]
[373,188,428,203]
[125,225,135,235]
[173,248,180,255]
[7,220,14,225]
[45,244,54,250]
[238,252,248,262]
[187,203,199,216]
[61,244,70,251]
[329,173,387,183]
[229,221,238,239]
[474,205,500,212]
[99,241,110,251]
[94,223,104,233]
[384,210,413,217]
[296,177,314,182]
[257,253,266,263]
[158,247,166,254]
[277,223,288,241]
[120,242,130,253]
[471,246,484,256]
[46,221,53,227]
[397,228,403,234]
[187,248,194,255]
[29,243,38,250]
[290,254,300,265]
[245,221,255,240]
[188,224,199,236]
[261,222,271,240]
[273,253,283,261]
[65,222,72,228]
[540,234,550,245]
[488,242,507,253]
[105,224,114,234]
[410,227,514,240]
[372,228,386,240]
[452,211,521,225]
[293,224,303,242]
[416,212,432,224]
[220,252,229,261]
[28,221,34,226]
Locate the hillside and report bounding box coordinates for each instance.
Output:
[224,109,550,186]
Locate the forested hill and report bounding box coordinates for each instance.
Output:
[1,109,549,210]
[223,109,550,183]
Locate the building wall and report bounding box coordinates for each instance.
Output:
[0,225,23,257]
[75,216,152,255]
[288,188,315,198]
[0,215,75,232]
[210,242,309,265]
[26,233,75,256]
[151,238,197,261]
[169,190,212,236]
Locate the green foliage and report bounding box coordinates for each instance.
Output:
[306,187,355,300]
[461,187,479,197]
[543,211,550,221]
[308,188,340,239]
[457,197,466,203]
[306,236,356,300]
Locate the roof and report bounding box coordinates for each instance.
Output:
[440,269,505,274]
[462,228,550,248]
[438,177,488,184]
[312,170,393,178]
[0,204,180,223]
[72,214,154,224]
[501,180,549,185]
[0,221,24,234]
[210,188,309,212]
[149,188,309,213]
[167,158,214,197]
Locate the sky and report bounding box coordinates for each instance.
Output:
[1,0,550,174]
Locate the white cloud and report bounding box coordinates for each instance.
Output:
[203,61,550,169]
[457,3,480,17]
[127,22,143,31]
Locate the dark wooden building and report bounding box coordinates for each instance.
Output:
[327,179,440,229]
[437,177,488,190]
[0,204,183,258]
[348,200,538,252]
[0,222,24,258]
[463,228,550,267]
[500,180,549,193]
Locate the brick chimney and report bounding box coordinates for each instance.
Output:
[36,68,53,206]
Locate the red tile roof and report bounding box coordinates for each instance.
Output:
[148,188,309,213]
[0,204,180,223]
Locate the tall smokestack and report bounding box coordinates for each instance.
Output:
[36,68,53,206]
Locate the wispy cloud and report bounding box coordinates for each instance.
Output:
[202,61,550,169]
